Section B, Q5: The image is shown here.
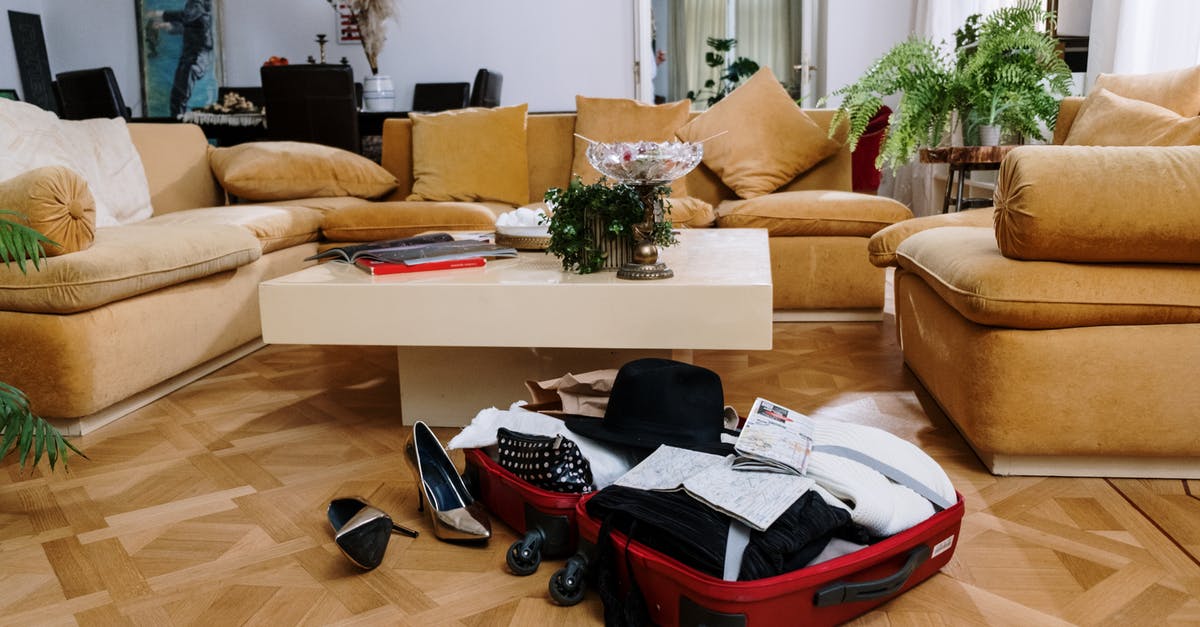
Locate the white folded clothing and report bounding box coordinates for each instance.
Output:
[806,451,936,537]
[812,420,956,509]
[447,403,640,488]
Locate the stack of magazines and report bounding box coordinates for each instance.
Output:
[306,233,519,275]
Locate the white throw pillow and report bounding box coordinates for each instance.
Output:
[0,99,153,227]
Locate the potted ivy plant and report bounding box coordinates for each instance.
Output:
[828,0,1072,168]
[543,178,675,274]
[0,210,82,472]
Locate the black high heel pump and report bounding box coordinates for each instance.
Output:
[327,497,419,569]
[406,420,491,542]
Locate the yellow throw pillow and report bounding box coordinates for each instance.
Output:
[0,166,96,256]
[572,96,692,195]
[407,104,531,206]
[1065,88,1200,146]
[1094,65,1200,116]
[676,68,840,199]
[209,141,398,202]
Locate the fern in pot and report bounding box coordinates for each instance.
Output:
[0,210,83,471]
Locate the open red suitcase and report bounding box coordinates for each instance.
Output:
[462,447,585,580]
[567,491,965,626]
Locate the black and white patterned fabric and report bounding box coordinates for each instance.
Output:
[496,428,595,494]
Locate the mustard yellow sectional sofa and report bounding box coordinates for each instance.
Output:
[1,88,911,435]
[868,89,1200,478]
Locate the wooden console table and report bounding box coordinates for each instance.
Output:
[920,145,1017,213]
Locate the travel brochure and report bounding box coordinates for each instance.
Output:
[732,397,816,476]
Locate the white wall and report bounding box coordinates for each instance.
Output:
[820,0,915,107]
[1,0,634,114]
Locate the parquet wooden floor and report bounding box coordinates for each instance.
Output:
[3,301,1199,625]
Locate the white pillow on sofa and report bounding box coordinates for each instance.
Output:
[0,99,153,227]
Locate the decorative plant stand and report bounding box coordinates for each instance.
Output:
[585,141,703,280]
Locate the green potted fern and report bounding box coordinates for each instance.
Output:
[0,210,82,471]
[828,0,1072,167]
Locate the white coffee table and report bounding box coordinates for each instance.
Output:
[259,228,772,425]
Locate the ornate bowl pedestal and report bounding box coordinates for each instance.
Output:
[585,141,703,281]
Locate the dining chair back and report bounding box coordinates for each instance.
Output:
[469,69,503,108]
[55,67,130,120]
[411,82,470,112]
[260,64,360,153]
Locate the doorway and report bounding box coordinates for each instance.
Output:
[641,0,821,107]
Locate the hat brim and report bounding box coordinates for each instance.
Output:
[564,414,736,456]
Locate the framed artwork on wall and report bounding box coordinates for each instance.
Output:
[134,0,222,117]
[334,2,361,43]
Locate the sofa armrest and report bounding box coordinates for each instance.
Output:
[867,208,994,267]
[995,145,1200,263]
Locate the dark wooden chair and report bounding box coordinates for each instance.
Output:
[54,67,130,120]
[260,64,360,153]
[469,69,502,108]
[411,82,470,112]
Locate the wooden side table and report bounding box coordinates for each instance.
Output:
[920,145,1017,213]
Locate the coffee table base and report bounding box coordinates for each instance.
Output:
[396,346,688,426]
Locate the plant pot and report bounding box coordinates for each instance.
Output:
[363,74,395,112]
[978,125,1001,146]
[587,216,635,270]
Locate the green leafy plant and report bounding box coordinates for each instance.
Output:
[959,2,1073,142]
[543,178,675,274]
[687,37,761,107]
[828,0,1072,169]
[0,210,83,472]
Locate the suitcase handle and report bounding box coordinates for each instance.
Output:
[813,544,931,607]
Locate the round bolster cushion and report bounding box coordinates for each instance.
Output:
[995,145,1200,263]
[0,166,96,256]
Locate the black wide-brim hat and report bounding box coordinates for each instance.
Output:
[564,358,735,455]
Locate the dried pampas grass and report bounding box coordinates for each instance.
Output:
[328,0,397,74]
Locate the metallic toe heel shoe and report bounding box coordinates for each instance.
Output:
[327,497,419,569]
[406,420,491,542]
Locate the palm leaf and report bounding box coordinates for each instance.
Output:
[0,210,55,274]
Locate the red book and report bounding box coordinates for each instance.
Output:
[354,257,486,275]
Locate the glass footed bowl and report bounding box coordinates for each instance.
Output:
[585,140,703,185]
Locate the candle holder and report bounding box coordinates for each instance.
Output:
[585,140,703,280]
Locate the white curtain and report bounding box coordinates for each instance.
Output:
[880,0,1019,216]
[735,0,794,86]
[669,0,726,105]
[1087,0,1200,86]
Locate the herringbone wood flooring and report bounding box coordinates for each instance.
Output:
[3,306,1199,625]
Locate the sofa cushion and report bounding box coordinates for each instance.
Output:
[867,208,993,268]
[321,200,507,241]
[895,226,1200,329]
[994,145,1200,263]
[143,205,322,254]
[676,68,840,199]
[1064,89,1200,146]
[0,224,261,314]
[127,122,225,214]
[666,196,716,228]
[571,96,692,196]
[0,99,152,227]
[716,191,911,236]
[256,195,372,214]
[407,104,530,206]
[1093,65,1200,116]
[0,166,96,256]
[209,141,398,202]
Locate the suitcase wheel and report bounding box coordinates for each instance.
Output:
[548,551,589,606]
[506,528,545,576]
